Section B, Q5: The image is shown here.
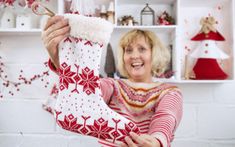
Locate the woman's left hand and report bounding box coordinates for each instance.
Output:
[119,132,161,147]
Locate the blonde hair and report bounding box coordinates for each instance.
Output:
[117,29,170,78]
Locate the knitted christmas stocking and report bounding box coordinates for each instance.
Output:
[54,14,140,144]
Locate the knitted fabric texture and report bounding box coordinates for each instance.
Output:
[54,14,140,144]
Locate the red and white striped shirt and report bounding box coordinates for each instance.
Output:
[99,78,183,147]
[47,60,183,147]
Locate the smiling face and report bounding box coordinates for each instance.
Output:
[123,36,152,83]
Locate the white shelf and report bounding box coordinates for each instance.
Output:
[0,28,42,35]
[0,0,234,83]
[153,78,179,83]
[179,79,235,83]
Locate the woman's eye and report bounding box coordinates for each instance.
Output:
[139,47,146,52]
[125,48,132,53]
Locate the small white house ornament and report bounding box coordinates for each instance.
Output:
[0,7,15,28]
[16,13,32,29]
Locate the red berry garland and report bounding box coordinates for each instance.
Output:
[0,55,50,98]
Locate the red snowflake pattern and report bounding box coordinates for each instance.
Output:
[117,122,140,142]
[87,117,114,139]
[79,67,99,95]
[56,113,140,144]
[59,62,76,91]
[78,115,91,135]
[56,114,82,132]
[79,126,90,135]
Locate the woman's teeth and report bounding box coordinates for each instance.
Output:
[131,63,143,68]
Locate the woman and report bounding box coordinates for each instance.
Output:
[43,16,183,147]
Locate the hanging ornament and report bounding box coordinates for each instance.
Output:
[30,3,140,144]
[54,15,139,144]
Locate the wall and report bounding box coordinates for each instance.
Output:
[173,83,235,147]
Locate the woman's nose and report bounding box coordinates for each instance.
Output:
[130,50,140,59]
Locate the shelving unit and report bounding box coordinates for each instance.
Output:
[116,0,178,26]
[0,0,234,83]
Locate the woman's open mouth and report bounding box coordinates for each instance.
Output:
[131,62,144,69]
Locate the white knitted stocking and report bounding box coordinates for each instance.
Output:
[54,14,139,144]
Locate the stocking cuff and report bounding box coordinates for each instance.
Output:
[63,14,113,44]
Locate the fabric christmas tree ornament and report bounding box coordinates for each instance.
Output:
[190,40,229,59]
[189,16,229,80]
[191,31,225,41]
[54,14,140,144]
[192,58,228,79]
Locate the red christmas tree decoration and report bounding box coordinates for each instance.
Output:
[189,16,229,80]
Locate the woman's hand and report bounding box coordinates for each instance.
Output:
[42,15,70,69]
[119,132,161,147]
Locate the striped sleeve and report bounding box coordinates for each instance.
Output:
[100,78,115,104]
[148,88,183,147]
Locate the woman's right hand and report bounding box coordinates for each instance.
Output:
[42,15,70,69]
